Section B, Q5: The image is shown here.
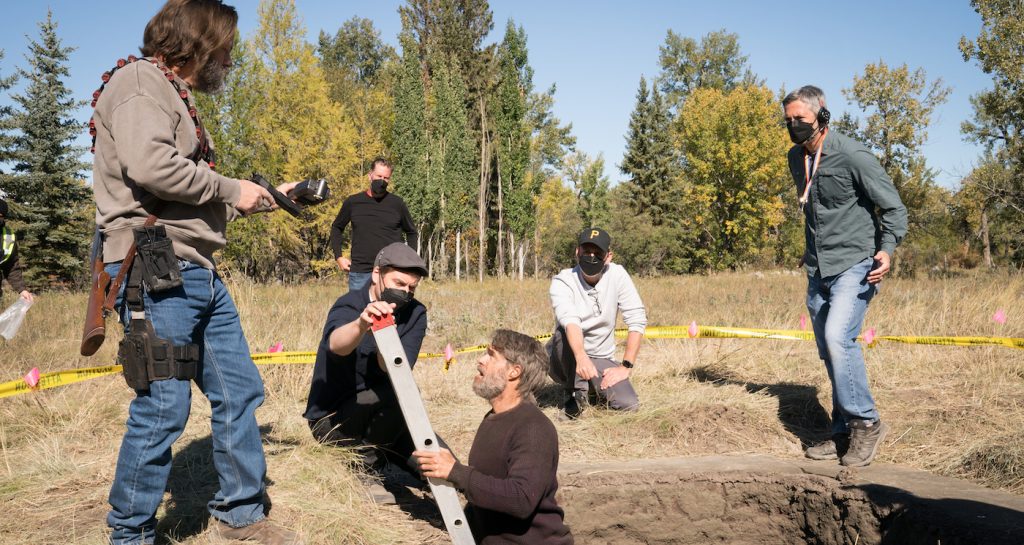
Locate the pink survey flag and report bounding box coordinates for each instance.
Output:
[799,315,808,331]
[444,343,455,364]
[24,367,40,388]
[688,321,699,338]
[993,309,1007,325]
[863,327,876,346]
[268,341,283,353]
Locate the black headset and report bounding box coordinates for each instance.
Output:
[816,106,831,126]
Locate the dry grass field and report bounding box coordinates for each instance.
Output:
[0,270,1022,544]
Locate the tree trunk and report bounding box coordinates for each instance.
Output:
[478,97,490,283]
[496,168,505,277]
[517,239,526,280]
[533,226,540,278]
[456,229,462,281]
[428,232,434,278]
[981,207,992,268]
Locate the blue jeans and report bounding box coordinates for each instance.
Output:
[347,270,371,292]
[807,257,879,435]
[105,260,268,545]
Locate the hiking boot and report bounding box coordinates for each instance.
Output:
[358,474,397,505]
[211,519,303,545]
[841,419,889,468]
[559,390,588,421]
[805,434,849,460]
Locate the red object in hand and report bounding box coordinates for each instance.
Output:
[370,313,396,331]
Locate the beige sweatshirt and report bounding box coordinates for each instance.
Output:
[92,59,241,269]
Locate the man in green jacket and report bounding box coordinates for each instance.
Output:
[783,85,907,468]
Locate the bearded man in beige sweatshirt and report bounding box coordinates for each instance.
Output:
[91,2,301,544]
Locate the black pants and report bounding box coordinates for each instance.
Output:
[308,385,448,477]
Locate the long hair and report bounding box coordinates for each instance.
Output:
[141,0,237,70]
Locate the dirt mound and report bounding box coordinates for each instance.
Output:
[557,456,1024,545]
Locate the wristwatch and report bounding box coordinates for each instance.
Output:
[621,359,634,369]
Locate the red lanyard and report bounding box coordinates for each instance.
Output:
[799,139,824,206]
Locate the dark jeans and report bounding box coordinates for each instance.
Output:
[309,385,447,478]
[546,326,639,411]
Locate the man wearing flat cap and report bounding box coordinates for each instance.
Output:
[304,242,430,504]
[547,227,647,419]
[0,199,33,304]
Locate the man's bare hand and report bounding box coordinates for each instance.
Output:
[413,448,456,481]
[273,181,301,209]
[867,251,890,284]
[600,365,630,390]
[576,353,598,381]
[337,256,352,271]
[19,290,33,304]
[358,300,396,330]
[235,179,273,214]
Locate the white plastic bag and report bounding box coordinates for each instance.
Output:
[0,298,32,340]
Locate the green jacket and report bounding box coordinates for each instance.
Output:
[787,131,908,278]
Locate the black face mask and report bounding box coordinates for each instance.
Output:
[370,179,388,196]
[380,287,413,310]
[578,254,605,276]
[787,118,818,145]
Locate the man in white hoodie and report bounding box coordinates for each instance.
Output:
[547,227,647,419]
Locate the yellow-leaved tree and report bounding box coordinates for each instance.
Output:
[200,0,358,280]
[674,85,791,271]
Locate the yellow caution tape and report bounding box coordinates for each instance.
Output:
[0,364,123,399]
[2,325,1020,399]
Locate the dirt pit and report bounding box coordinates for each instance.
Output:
[557,456,1024,545]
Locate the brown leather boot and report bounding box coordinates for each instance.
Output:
[211,519,303,545]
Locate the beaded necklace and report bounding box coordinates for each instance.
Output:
[88,55,216,170]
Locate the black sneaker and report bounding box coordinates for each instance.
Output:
[804,434,850,460]
[560,390,587,420]
[841,420,889,467]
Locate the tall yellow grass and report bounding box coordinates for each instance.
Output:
[0,270,1022,544]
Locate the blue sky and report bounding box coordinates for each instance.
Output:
[0,1,992,188]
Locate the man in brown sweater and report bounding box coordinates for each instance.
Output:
[415,330,574,544]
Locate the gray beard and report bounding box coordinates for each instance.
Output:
[194,58,230,94]
[472,372,505,401]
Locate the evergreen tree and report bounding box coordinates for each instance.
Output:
[6,11,90,287]
[429,55,476,279]
[620,76,680,227]
[392,31,431,254]
[492,20,533,277]
[0,50,16,169]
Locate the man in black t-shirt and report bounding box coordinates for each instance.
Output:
[305,243,429,504]
[330,158,419,292]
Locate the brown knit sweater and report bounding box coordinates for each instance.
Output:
[91,59,241,269]
[447,401,573,544]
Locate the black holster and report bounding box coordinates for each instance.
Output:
[117,241,198,391]
[133,225,182,292]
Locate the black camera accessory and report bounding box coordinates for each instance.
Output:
[252,173,304,217]
[288,178,330,206]
[133,225,183,292]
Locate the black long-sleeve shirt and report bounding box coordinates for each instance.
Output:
[447,402,574,545]
[329,191,419,273]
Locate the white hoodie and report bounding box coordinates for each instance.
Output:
[549,262,647,360]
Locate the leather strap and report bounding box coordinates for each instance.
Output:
[102,214,158,315]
